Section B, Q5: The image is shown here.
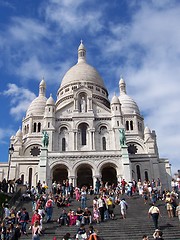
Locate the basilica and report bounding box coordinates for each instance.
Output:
[0,42,171,189]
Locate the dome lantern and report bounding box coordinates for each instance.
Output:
[78,40,86,63]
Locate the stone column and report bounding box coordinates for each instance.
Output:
[38,148,48,184]
[121,146,131,182]
[73,130,78,150]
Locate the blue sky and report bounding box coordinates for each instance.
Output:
[0,0,180,174]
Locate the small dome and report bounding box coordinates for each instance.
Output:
[40,78,46,88]
[26,95,47,116]
[16,128,22,138]
[78,40,85,51]
[119,94,140,115]
[26,79,47,117]
[144,126,151,134]
[118,77,140,115]
[111,95,120,104]
[46,94,55,105]
[119,77,125,85]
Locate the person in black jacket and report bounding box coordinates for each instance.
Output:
[11,223,21,240]
[19,208,29,235]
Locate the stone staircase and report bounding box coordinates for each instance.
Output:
[21,194,180,240]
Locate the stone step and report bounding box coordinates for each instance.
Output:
[19,194,180,240]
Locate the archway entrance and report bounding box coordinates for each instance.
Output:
[52,165,68,183]
[77,164,93,188]
[101,166,117,186]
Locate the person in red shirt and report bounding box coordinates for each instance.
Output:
[31,210,41,227]
[121,179,127,194]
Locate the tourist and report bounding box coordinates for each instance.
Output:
[153,229,164,239]
[76,224,87,240]
[11,223,21,240]
[45,197,53,223]
[31,210,41,227]
[87,225,98,240]
[97,195,105,222]
[82,207,92,225]
[62,232,72,240]
[32,220,40,240]
[0,222,7,240]
[106,196,115,219]
[93,206,100,224]
[148,203,161,230]
[69,210,77,226]
[75,187,81,201]
[165,193,173,218]
[58,209,69,226]
[142,235,149,240]
[95,178,101,194]
[76,207,84,223]
[119,198,128,219]
[19,207,29,235]
[176,202,180,221]
[81,186,87,209]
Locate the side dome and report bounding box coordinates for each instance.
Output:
[119,94,140,115]
[119,77,140,115]
[26,96,47,116]
[16,128,22,138]
[46,94,55,105]
[26,79,47,117]
[111,95,120,104]
[60,41,105,89]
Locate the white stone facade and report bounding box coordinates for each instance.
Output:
[0,42,172,189]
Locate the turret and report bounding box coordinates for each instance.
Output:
[111,94,123,127]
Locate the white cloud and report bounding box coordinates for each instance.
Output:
[44,0,104,34]
[3,83,36,120]
[0,128,14,144]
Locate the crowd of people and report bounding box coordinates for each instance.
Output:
[0,176,180,239]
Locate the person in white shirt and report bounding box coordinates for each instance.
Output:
[119,198,128,219]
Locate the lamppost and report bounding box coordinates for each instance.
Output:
[7,144,14,181]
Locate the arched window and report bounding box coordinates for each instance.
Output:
[33,123,37,132]
[145,171,149,181]
[126,121,129,130]
[130,120,133,130]
[27,124,29,133]
[136,165,141,181]
[102,137,106,150]
[24,126,27,134]
[62,138,66,151]
[38,123,41,132]
[28,168,32,188]
[81,124,87,145]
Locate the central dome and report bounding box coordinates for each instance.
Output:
[60,61,105,88]
[60,41,105,89]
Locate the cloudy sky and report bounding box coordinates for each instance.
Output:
[0,0,180,174]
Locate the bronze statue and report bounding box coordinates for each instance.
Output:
[42,131,49,148]
[119,128,126,146]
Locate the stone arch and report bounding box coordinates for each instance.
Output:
[51,164,69,184]
[99,162,118,186]
[95,123,110,151]
[75,163,93,188]
[127,139,147,154]
[59,125,70,152]
[23,144,41,156]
